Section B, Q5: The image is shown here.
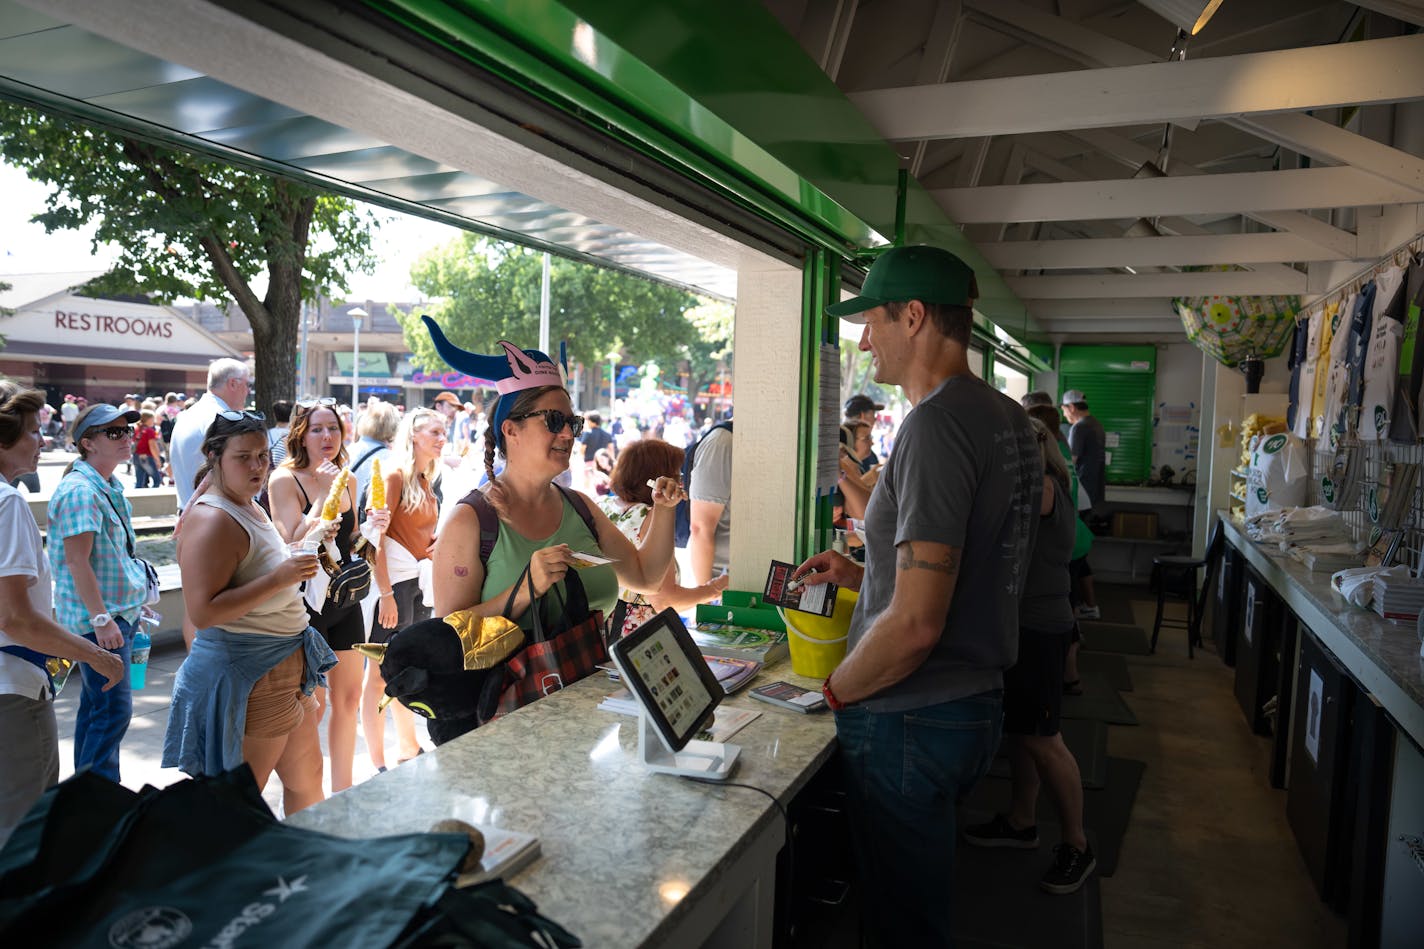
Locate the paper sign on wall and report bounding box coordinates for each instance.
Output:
[1104,432,1121,448]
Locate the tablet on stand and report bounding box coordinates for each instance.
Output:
[609,608,741,781]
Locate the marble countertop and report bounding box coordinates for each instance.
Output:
[1221,517,1424,748]
[286,663,836,947]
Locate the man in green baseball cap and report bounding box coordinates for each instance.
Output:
[795,245,1070,942]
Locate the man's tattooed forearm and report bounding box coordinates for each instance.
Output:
[896,543,960,576]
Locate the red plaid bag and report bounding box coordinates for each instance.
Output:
[491,563,608,719]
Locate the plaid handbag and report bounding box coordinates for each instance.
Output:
[490,564,607,719]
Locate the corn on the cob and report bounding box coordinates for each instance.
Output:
[321,468,350,520]
[369,458,385,509]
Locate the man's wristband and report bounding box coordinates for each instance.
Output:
[822,675,846,711]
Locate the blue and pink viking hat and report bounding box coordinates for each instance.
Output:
[420,315,568,450]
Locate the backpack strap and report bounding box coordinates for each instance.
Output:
[459,484,600,566]
[554,483,600,543]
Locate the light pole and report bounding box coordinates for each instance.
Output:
[607,349,620,411]
[349,307,368,420]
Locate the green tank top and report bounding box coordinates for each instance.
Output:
[480,496,619,633]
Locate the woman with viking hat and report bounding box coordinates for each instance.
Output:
[424,319,685,664]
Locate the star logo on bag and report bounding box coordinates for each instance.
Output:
[264,875,309,902]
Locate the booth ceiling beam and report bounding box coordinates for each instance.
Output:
[848,33,1424,140]
[1232,112,1424,193]
[981,232,1352,270]
[1008,269,1308,299]
[933,166,1424,224]
[1351,0,1424,27]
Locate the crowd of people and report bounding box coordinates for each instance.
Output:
[0,335,771,842]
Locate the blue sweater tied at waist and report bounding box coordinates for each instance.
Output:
[162,626,336,777]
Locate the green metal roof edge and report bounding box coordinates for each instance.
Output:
[359,0,1033,339]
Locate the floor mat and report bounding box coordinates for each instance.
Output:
[953,815,1104,949]
[1084,586,1140,625]
[1077,651,1134,692]
[963,757,1147,878]
[1061,672,1139,726]
[988,718,1110,789]
[1079,621,1152,656]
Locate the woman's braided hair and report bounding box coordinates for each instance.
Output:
[0,380,45,449]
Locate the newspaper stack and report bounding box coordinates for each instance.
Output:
[1290,541,1366,573]
[1371,572,1424,624]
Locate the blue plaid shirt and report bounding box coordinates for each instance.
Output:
[47,460,148,634]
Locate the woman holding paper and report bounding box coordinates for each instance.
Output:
[268,399,389,792]
[363,407,444,771]
[165,411,334,813]
[422,326,683,643]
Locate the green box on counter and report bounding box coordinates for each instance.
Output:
[695,591,786,632]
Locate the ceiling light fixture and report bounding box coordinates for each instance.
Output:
[1137,0,1226,36]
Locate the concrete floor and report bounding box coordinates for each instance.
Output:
[1098,589,1346,949]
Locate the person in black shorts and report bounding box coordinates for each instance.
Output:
[963,419,1095,895]
[267,400,389,792]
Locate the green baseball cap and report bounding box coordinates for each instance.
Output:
[827,245,979,322]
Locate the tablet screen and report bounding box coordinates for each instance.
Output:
[611,608,722,751]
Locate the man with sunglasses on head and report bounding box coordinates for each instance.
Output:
[169,358,251,512]
[48,404,151,783]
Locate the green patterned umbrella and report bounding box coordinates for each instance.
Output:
[1173,293,1301,368]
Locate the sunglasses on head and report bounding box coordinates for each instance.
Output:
[217,409,266,423]
[296,397,337,411]
[509,409,585,437]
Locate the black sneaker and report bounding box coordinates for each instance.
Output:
[963,813,1039,849]
[1041,842,1096,894]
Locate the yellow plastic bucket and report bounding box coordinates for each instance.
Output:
[778,588,857,679]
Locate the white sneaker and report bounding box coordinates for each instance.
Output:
[1074,605,1100,620]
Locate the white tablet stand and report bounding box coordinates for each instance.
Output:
[637,708,740,781]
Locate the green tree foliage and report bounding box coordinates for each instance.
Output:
[0,102,377,413]
[402,235,725,399]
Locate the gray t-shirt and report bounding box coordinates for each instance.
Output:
[689,425,732,573]
[849,375,1042,713]
[1019,473,1076,634]
[1068,414,1106,508]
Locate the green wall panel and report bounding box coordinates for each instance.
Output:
[1060,345,1156,484]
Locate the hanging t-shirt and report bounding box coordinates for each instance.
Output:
[1360,266,1407,441]
[1345,281,1378,420]
[1287,317,1310,433]
[1388,257,1424,444]
[1310,299,1340,439]
[1292,308,1323,439]
[1318,293,1357,446]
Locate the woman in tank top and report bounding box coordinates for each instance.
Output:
[267,399,389,793]
[363,407,444,771]
[163,411,336,815]
[431,347,685,648]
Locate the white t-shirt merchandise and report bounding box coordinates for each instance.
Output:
[1360,266,1407,441]
[0,482,55,698]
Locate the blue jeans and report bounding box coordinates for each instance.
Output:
[834,690,1003,948]
[133,455,160,489]
[75,616,135,782]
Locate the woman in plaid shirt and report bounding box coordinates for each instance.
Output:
[47,403,150,783]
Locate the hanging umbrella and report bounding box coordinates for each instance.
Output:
[1173,292,1301,368]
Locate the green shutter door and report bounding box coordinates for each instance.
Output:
[1060,345,1156,484]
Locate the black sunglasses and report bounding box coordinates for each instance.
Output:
[91,426,133,441]
[509,409,585,437]
[296,397,337,411]
[217,409,266,423]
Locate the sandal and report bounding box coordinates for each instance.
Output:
[397,748,425,764]
[1063,679,1084,696]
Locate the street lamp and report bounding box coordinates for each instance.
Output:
[349,307,368,420]
[607,349,620,409]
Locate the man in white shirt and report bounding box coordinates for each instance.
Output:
[168,358,250,510]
